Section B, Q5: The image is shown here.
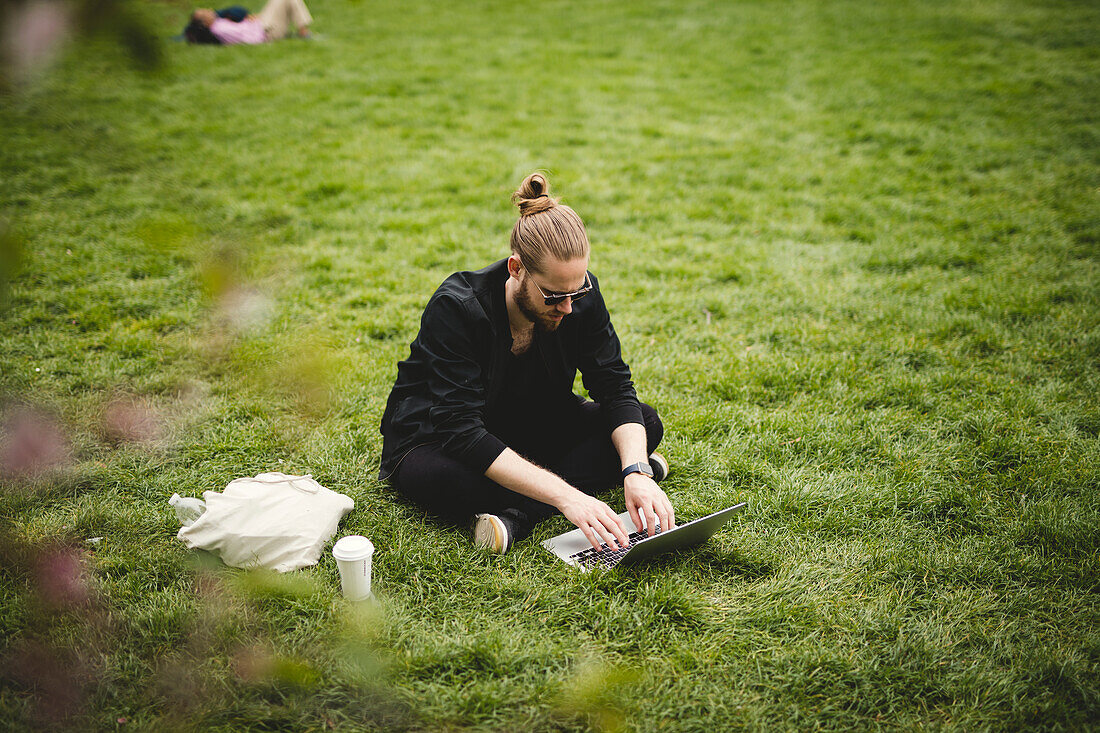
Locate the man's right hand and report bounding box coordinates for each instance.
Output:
[485,448,630,551]
[557,491,631,552]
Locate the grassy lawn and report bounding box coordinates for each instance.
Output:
[2,0,1098,729]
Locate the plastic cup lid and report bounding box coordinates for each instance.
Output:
[332,535,374,561]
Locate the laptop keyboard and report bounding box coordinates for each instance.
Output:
[569,523,662,569]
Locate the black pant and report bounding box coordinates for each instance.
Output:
[393,402,663,540]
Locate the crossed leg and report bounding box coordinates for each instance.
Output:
[393,402,664,542]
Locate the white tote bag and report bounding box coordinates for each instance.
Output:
[177,472,354,572]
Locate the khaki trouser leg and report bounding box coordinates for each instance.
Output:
[257,0,312,39]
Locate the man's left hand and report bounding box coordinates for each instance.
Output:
[624,474,675,537]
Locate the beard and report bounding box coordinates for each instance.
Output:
[515,275,564,332]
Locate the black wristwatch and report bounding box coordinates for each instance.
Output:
[621,462,654,481]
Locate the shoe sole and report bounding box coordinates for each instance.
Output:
[473,514,509,553]
[650,452,669,483]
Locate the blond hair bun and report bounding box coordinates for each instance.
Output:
[511,172,558,217]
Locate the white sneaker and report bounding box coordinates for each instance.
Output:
[649,452,669,483]
[472,513,512,553]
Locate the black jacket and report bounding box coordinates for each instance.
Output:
[378,258,642,479]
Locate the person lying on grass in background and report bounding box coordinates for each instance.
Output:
[184,0,312,45]
[379,172,675,555]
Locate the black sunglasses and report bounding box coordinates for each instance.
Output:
[530,271,593,306]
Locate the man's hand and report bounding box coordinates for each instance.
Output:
[557,491,631,552]
[486,448,631,552]
[624,473,675,537]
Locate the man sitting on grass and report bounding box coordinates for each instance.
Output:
[378,172,675,554]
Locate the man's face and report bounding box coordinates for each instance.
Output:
[193,8,216,26]
[514,256,590,332]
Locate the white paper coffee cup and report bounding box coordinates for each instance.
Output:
[332,535,374,601]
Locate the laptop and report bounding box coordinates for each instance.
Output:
[541,503,748,571]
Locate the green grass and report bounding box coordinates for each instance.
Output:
[2,0,1099,729]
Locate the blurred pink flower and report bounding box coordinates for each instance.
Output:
[103,396,164,445]
[1,0,72,82]
[0,405,71,479]
[35,546,91,609]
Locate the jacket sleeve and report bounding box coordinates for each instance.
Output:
[577,282,644,430]
[418,293,508,474]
